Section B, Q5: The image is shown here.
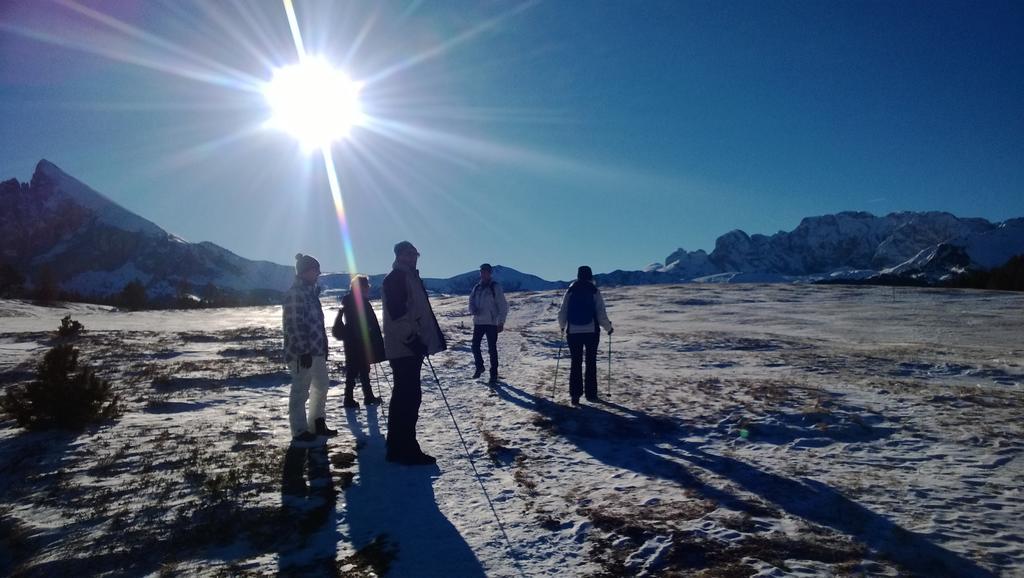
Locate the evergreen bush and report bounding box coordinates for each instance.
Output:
[1,344,119,430]
[57,314,85,338]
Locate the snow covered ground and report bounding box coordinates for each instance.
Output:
[1,284,1022,577]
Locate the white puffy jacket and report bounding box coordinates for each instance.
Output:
[468,281,508,326]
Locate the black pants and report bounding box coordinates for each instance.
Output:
[567,331,600,400]
[472,324,499,378]
[386,355,423,458]
[344,353,373,401]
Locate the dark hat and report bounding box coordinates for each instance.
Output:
[394,240,419,257]
[480,263,493,272]
[295,253,321,275]
[577,265,593,281]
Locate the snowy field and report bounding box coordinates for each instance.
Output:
[1,284,1022,577]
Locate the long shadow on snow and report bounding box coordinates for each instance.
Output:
[277,440,342,576]
[0,429,79,575]
[344,407,485,578]
[494,382,995,578]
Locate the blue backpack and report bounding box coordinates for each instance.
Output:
[566,282,597,325]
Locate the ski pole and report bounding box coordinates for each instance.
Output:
[425,356,520,568]
[552,339,563,400]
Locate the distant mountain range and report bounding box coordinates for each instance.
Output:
[1,160,1021,303]
[621,211,1024,285]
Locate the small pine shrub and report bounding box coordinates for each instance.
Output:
[57,314,85,338]
[1,344,119,430]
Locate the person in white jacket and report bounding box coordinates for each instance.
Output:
[282,253,333,443]
[558,265,613,405]
[468,263,508,384]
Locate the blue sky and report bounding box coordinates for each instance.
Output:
[1,0,1022,280]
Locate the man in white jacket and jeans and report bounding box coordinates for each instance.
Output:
[468,263,508,385]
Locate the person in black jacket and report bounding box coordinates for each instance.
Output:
[333,275,385,409]
[381,241,447,465]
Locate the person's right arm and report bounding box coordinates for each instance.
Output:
[595,290,613,334]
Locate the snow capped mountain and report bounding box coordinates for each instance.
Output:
[423,265,564,294]
[1,160,295,301]
[3,160,1020,301]
[643,211,1024,285]
[33,159,167,237]
[320,265,564,299]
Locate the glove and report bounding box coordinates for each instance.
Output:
[497,324,504,333]
[300,353,312,369]
[607,326,614,335]
[406,335,428,357]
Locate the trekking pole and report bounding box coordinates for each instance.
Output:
[552,340,563,400]
[378,363,395,395]
[425,356,521,568]
[372,363,388,424]
[607,332,612,399]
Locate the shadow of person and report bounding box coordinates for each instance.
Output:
[493,382,995,578]
[277,440,342,575]
[343,410,485,577]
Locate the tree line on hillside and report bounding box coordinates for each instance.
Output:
[0,264,282,309]
[945,254,1024,292]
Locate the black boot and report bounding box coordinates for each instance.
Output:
[364,393,382,405]
[314,418,338,438]
[473,367,484,379]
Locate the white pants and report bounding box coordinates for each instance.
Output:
[288,356,330,436]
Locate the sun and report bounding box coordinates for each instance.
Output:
[263,57,364,149]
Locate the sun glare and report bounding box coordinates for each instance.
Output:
[263,58,364,149]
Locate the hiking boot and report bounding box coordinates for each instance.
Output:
[570,396,581,407]
[292,431,319,448]
[401,452,437,466]
[473,367,484,379]
[487,375,498,386]
[343,397,360,409]
[364,394,382,406]
[314,418,338,438]
[386,451,437,466]
[585,393,599,402]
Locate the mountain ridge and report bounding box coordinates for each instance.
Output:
[2,160,1022,302]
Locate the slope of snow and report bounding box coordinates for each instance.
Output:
[2,285,1022,576]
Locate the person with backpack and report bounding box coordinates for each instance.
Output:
[382,241,448,465]
[558,265,613,406]
[332,274,385,409]
[468,263,508,385]
[283,253,335,443]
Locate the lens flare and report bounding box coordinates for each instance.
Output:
[263,58,364,149]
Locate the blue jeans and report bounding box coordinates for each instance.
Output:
[472,324,499,378]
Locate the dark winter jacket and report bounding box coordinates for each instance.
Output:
[282,278,328,364]
[334,290,385,366]
[382,261,447,359]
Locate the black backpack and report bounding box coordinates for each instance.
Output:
[566,282,597,325]
[332,308,345,340]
